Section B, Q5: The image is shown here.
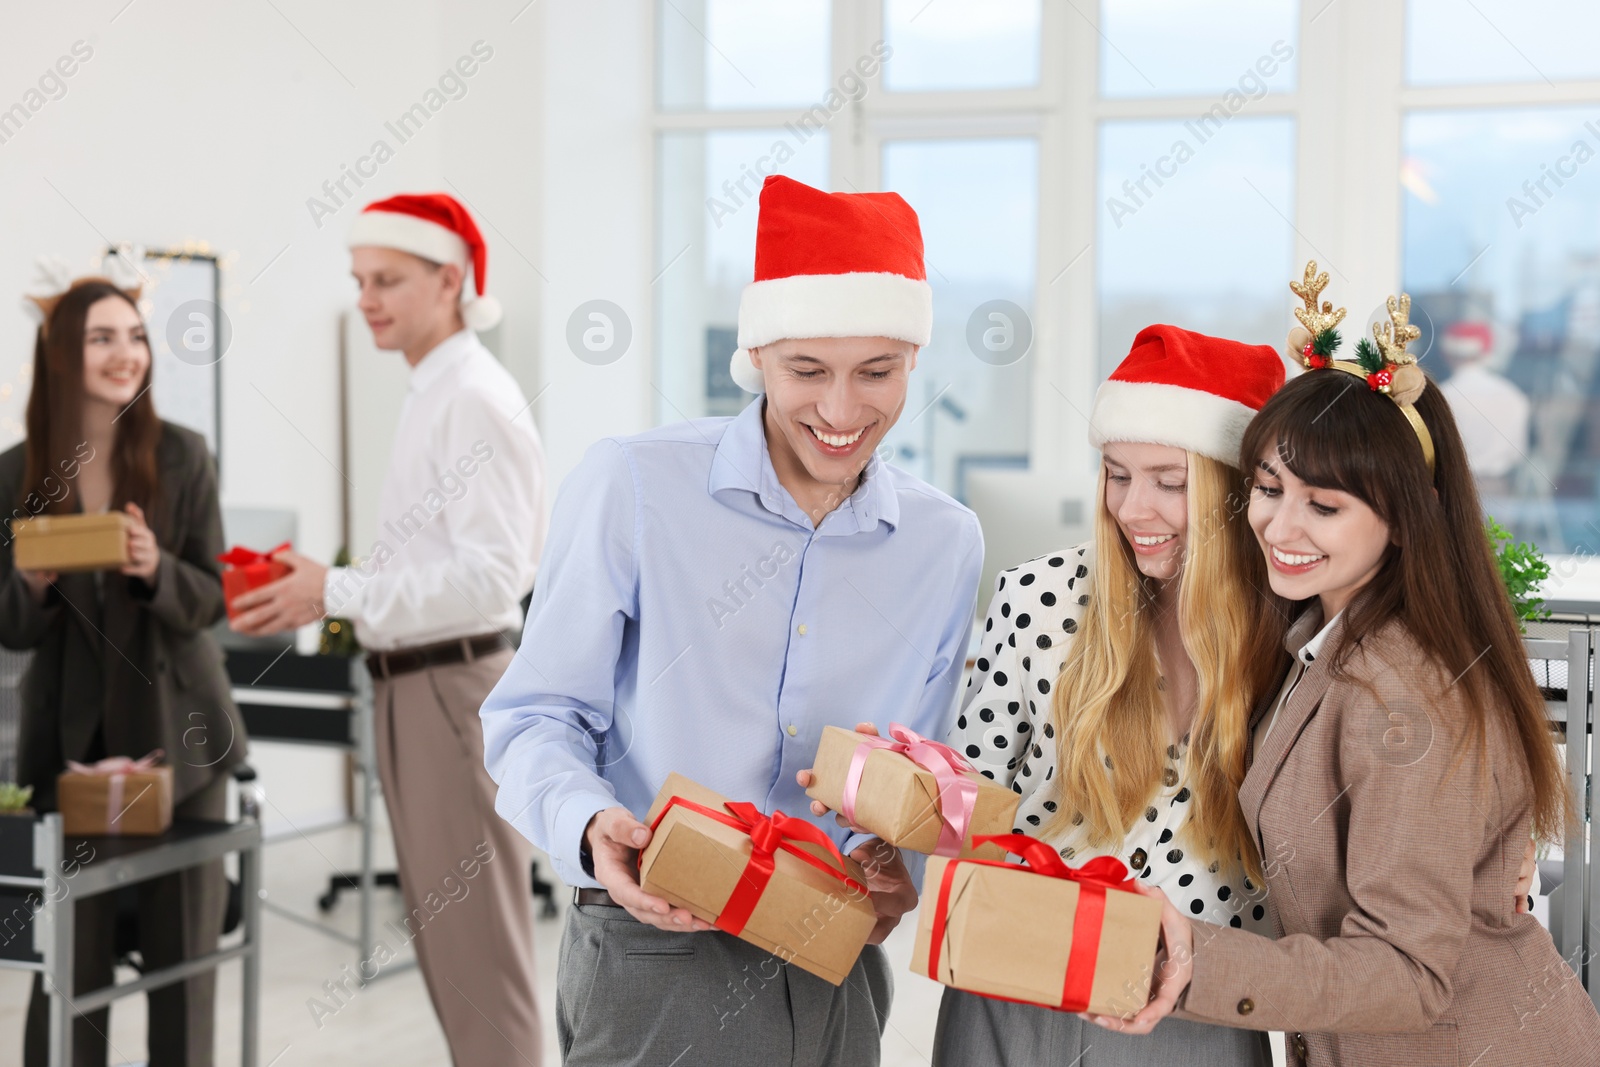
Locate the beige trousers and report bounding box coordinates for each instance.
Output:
[373,646,542,1066]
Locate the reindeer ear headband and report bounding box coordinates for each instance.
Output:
[21,246,146,338]
[1286,261,1435,474]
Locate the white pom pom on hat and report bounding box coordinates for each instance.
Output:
[728,176,933,394]
[347,193,502,331]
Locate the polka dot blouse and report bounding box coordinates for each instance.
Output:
[949,542,1271,934]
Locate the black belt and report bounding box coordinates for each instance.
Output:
[366,632,511,680]
[574,887,619,907]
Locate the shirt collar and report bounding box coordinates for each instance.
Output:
[1284,606,1344,666]
[408,329,476,394]
[709,399,900,533]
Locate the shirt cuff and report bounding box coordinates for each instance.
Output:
[551,791,618,890]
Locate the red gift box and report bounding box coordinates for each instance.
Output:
[218,542,291,619]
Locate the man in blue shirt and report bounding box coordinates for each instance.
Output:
[481,175,983,1066]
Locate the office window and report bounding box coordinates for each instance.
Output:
[1097,117,1296,378]
[882,0,1042,92]
[880,137,1039,493]
[1100,0,1298,99]
[1402,106,1600,550]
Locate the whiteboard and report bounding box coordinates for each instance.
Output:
[138,252,222,457]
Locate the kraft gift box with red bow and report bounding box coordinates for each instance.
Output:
[57,752,174,836]
[217,542,291,619]
[805,724,1020,860]
[912,833,1164,1018]
[638,772,877,985]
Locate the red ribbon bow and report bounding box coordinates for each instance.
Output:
[217,542,291,569]
[841,723,979,857]
[927,832,1134,1013]
[644,795,867,936]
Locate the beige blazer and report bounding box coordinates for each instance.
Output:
[1179,606,1600,1065]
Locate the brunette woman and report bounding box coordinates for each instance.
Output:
[1100,265,1600,1065]
[5,270,245,1066]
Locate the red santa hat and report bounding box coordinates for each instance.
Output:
[1440,320,1492,362]
[346,193,502,331]
[730,175,932,393]
[1089,324,1285,466]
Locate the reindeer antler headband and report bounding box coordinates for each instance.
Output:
[1287,261,1435,474]
[21,246,147,338]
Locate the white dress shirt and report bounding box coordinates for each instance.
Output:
[1439,364,1530,479]
[1253,609,1341,759]
[324,329,546,651]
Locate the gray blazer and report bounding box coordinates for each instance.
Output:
[0,422,246,808]
[1179,606,1600,1065]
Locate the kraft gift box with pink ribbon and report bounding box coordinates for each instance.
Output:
[638,772,877,985]
[805,724,1020,860]
[911,833,1164,1018]
[57,752,173,836]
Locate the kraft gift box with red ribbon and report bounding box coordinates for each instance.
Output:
[804,724,1020,860]
[217,542,291,619]
[57,752,173,837]
[911,833,1164,1018]
[638,772,877,985]
[12,512,131,572]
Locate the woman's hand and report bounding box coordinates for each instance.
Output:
[1515,837,1538,914]
[1084,882,1194,1035]
[17,568,57,605]
[796,721,879,829]
[121,501,161,580]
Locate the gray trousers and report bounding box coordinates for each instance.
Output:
[557,902,893,1066]
[934,987,1271,1066]
[23,773,229,1067]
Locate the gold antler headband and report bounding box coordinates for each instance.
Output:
[1287,261,1435,473]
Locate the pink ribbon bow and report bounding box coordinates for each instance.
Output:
[840,724,979,857]
[65,750,164,836]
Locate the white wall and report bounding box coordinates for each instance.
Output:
[1,0,658,825]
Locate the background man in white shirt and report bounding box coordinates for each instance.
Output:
[231,194,547,1065]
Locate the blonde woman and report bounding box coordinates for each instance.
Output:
[933,324,1289,1065]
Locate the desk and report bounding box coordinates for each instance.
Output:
[224,646,403,979]
[0,814,262,1067]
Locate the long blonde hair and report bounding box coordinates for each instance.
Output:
[1039,452,1285,882]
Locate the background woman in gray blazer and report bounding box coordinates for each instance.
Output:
[4,274,246,1066]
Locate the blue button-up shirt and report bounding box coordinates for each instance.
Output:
[481,399,984,887]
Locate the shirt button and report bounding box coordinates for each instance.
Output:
[786,724,798,737]
[1293,1033,1308,1060]
[797,623,808,636]
[1236,998,1254,1016]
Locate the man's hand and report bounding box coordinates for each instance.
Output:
[228,549,329,636]
[1084,882,1193,1035]
[584,806,715,933]
[850,836,918,945]
[798,720,879,826]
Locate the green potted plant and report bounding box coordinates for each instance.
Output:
[1487,517,1550,632]
[0,782,36,876]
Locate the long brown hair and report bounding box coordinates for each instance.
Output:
[1042,453,1288,882]
[1240,371,1568,840]
[25,280,162,520]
